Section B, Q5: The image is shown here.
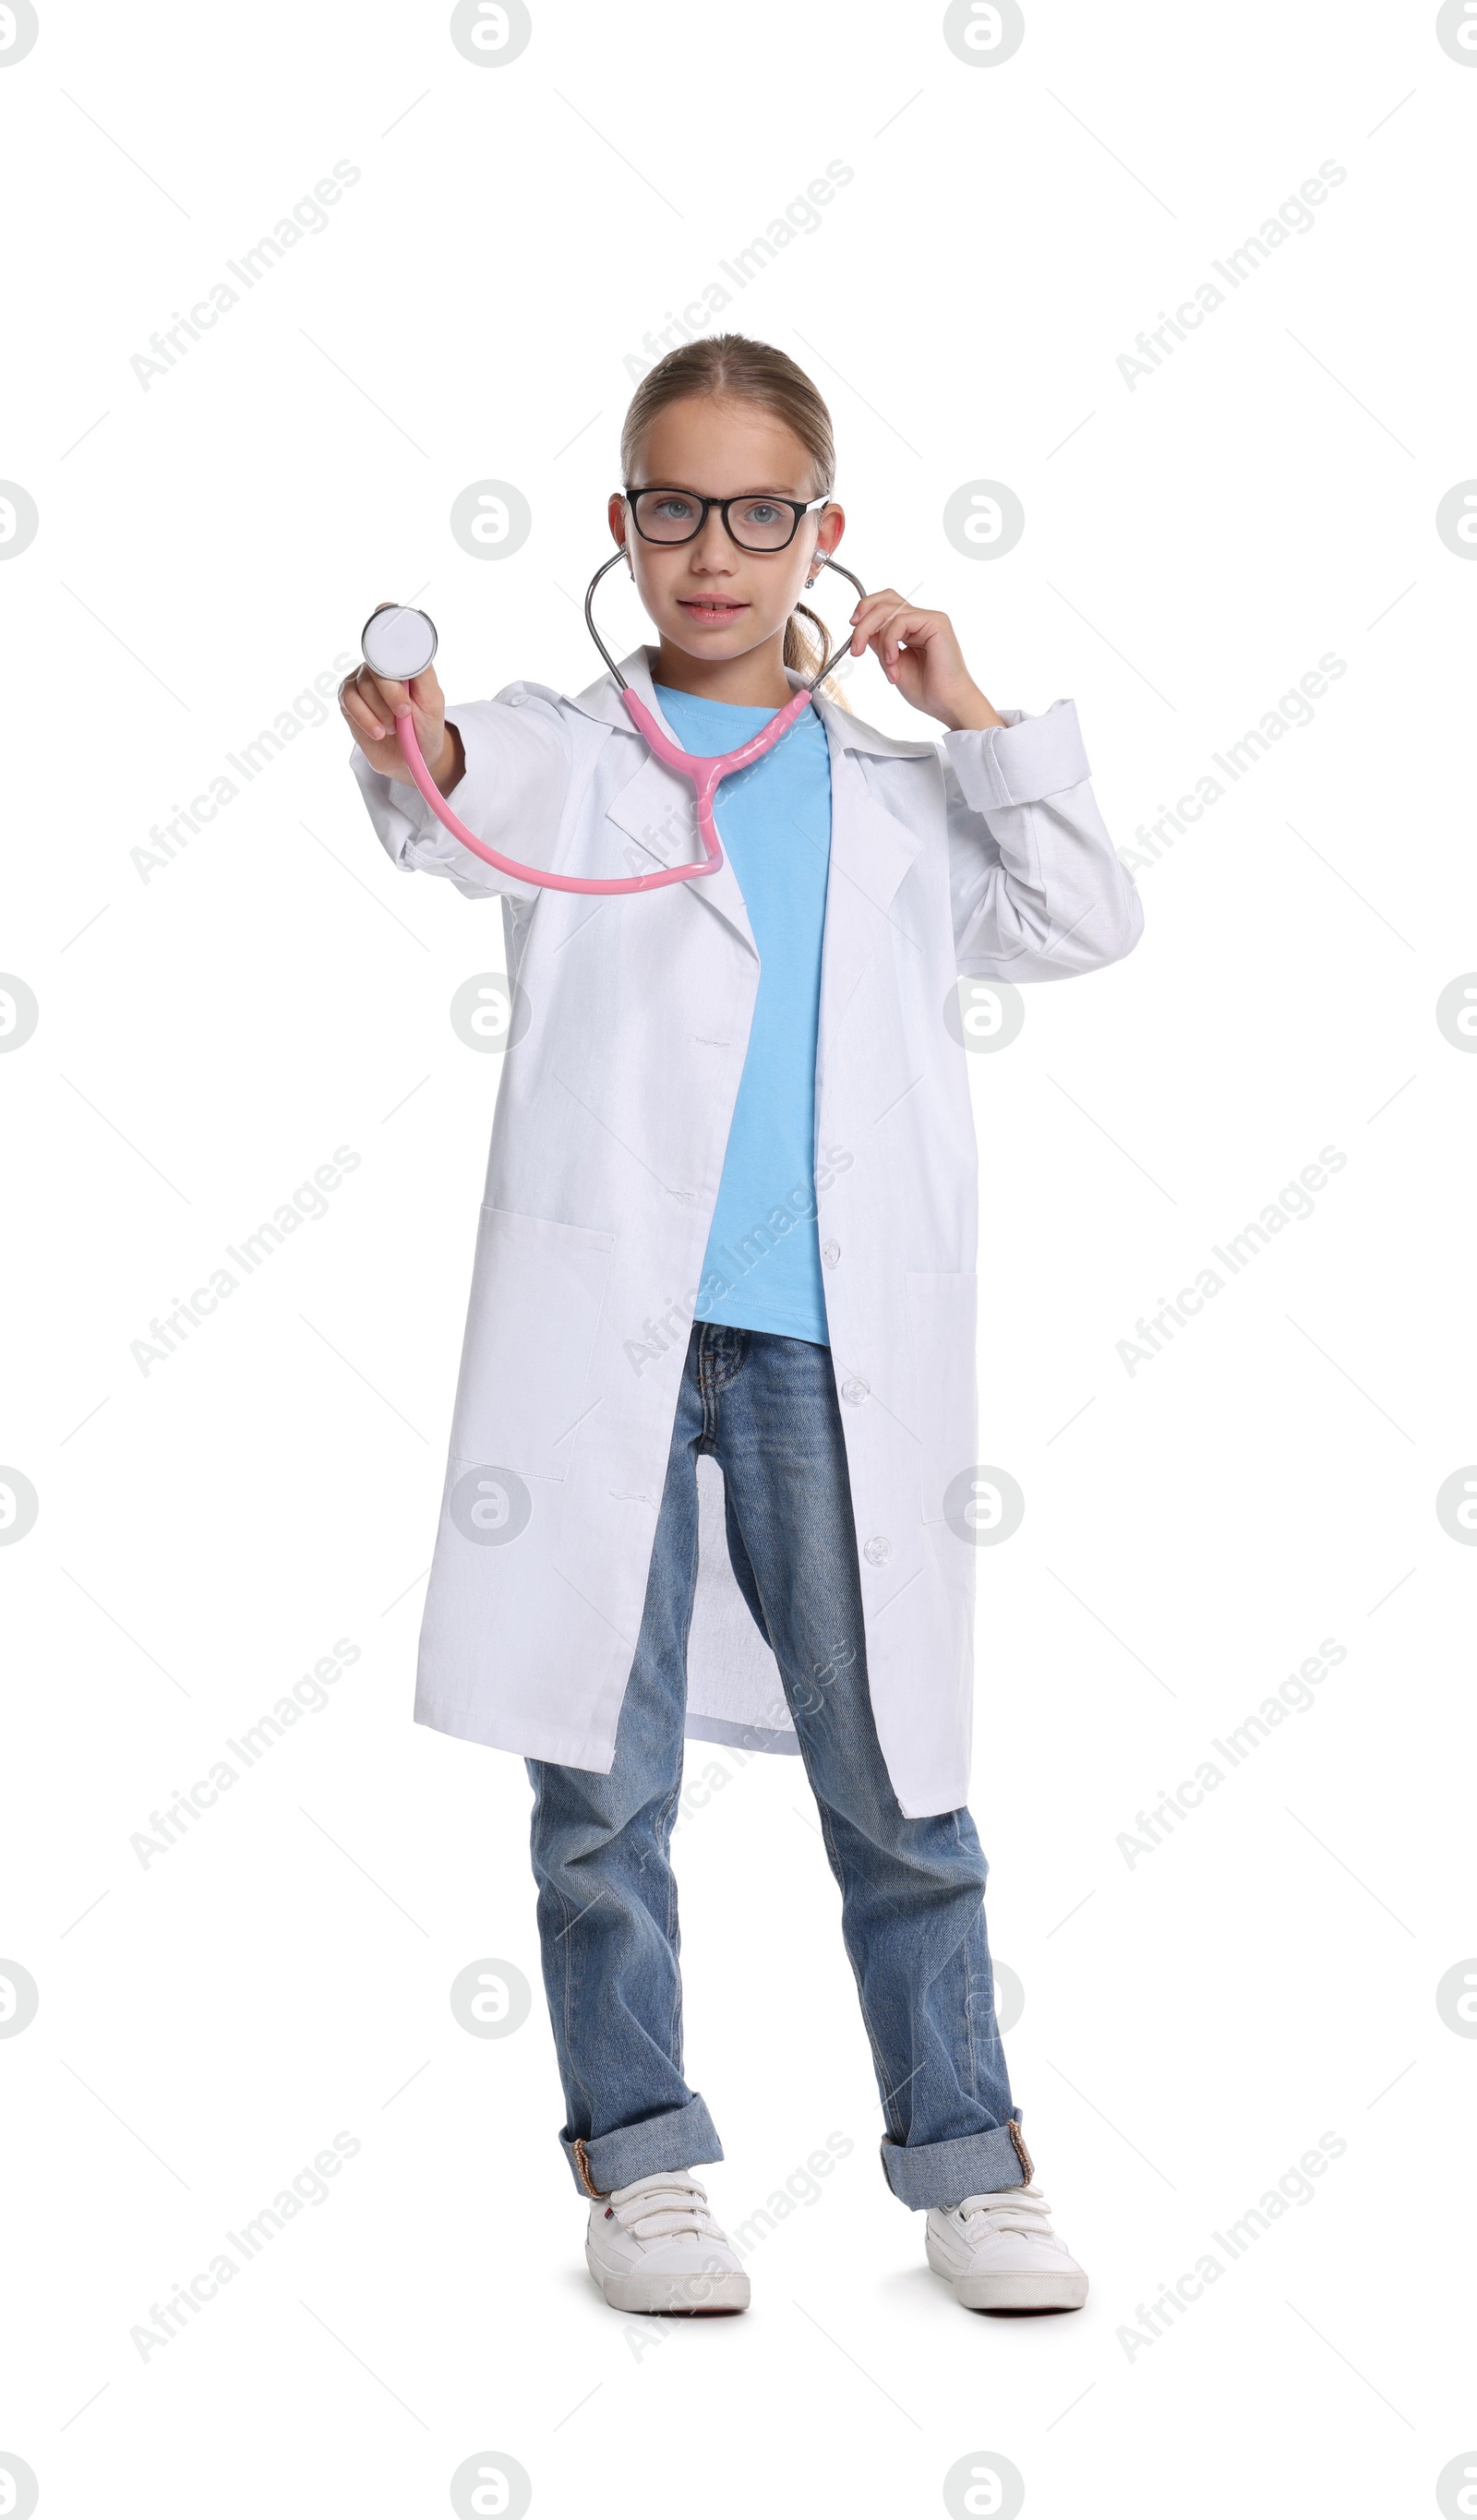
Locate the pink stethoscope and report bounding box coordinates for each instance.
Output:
[358,549,867,895]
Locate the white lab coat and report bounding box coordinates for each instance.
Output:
[350,643,1142,1818]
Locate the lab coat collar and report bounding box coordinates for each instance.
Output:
[567,644,939,761]
[582,648,941,998]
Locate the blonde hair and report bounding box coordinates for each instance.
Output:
[619,334,855,710]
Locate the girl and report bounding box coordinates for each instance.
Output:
[342,336,1142,2319]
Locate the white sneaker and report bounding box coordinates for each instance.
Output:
[585,2171,750,2314]
[926,2181,1088,2311]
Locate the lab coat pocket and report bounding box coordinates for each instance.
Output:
[904,1269,979,1525]
[449,1207,616,1482]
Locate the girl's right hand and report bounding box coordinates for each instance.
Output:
[339,610,462,791]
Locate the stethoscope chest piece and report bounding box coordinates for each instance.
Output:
[361,603,438,681]
[358,552,867,897]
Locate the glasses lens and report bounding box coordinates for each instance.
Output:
[631,490,702,542]
[630,491,801,548]
[727,498,798,550]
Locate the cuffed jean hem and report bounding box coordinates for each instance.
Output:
[559,2092,724,2199]
[879,2115,1034,2211]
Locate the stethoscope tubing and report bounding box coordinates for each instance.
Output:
[383,552,868,898]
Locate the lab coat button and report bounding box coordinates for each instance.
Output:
[841,1376,870,1405]
[822,1240,841,1266]
[863,1535,892,1566]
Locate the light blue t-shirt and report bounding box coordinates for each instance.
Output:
[653,681,834,1347]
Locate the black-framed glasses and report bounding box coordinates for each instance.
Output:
[622,486,831,552]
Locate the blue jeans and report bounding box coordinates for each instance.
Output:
[526,1324,1032,2210]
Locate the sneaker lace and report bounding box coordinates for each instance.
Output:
[954,2181,1056,2243]
[605,2172,724,2243]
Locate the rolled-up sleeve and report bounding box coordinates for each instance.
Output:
[943,698,1144,981]
[348,688,573,905]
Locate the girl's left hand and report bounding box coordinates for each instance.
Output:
[846,591,1003,730]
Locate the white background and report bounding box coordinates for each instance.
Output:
[2,2,1475,2514]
